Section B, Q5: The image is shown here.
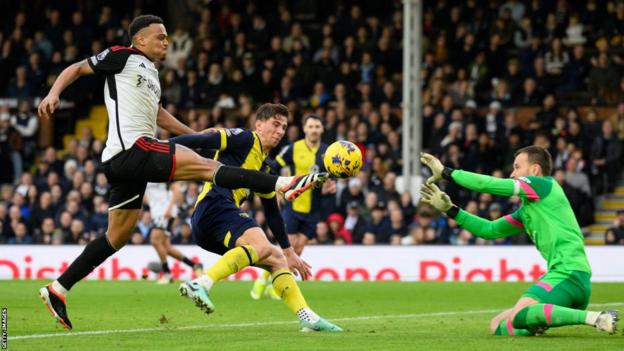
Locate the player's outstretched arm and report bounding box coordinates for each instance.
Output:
[449,170,547,201]
[169,131,223,150]
[156,105,197,135]
[38,60,94,119]
[421,152,544,201]
[452,209,525,240]
[420,183,523,239]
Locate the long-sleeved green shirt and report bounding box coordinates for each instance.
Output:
[451,170,591,274]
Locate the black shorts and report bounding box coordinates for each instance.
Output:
[102,137,176,210]
[191,191,258,256]
[283,206,319,239]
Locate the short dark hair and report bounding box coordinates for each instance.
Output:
[303,113,323,125]
[514,146,552,175]
[128,15,163,40]
[256,103,289,121]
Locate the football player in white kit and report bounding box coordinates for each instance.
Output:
[37,14,327,330]
[145,182,202,284]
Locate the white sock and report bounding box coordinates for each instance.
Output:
[195,275,214,291]
[275,176,294,191]
[51,280,68,298]
[585,311,601,325]
[296,307,320,323]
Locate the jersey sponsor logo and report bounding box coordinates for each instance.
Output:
[225,128,244,136]
[136,74,161,98]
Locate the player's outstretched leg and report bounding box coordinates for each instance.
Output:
[213,164,328,201]
[38,209,139,330]
[513,304,619,334]
[171,144,328,201]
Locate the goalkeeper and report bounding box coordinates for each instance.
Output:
[419,146,618,336]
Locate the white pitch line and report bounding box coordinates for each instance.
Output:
[9,302,624,341]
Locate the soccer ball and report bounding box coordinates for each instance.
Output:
[324,141,363,178]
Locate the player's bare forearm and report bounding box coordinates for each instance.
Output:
[156,106,196,135]
[49,60,94,97]
[39,60,94,118]
[455,209,522,239]
[451,170,516,197]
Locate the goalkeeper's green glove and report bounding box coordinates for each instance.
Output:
[419,183,458,217]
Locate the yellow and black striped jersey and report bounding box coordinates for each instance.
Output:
[195,128,275,208]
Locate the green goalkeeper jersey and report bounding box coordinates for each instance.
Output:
[450,170,591,274]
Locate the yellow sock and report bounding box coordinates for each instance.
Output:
[206,245,258,282]
[271,268,308,313]
[262,270,271,281]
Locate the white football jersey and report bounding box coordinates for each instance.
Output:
[88,46,161,162]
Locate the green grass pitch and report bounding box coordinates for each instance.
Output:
[2,280,623,350]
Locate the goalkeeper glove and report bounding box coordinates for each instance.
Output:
[419,183,458,217]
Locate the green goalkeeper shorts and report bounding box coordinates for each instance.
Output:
[521,270,591,309]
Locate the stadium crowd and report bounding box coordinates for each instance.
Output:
[1,1,624,246]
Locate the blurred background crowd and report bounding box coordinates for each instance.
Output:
[1,0,624,246]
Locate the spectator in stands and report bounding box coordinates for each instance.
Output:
[344,201,367,244]
[326,212,351,244]
[35,217,56,244]
[31,191,55,229]
[362,201,394,245]
[338,178,364,215]
[7,222,32,244]
[588,53,618,104]
[565,157,591,197]
[54,211,72,243]
[605,210,624,245]
[67,219,86,244]
[314,221,334,245]
[5,66,31,98]
[591,120,622,193]
[11,100,39,164]
[164,25,193,69]
[402,209,437,245]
